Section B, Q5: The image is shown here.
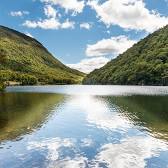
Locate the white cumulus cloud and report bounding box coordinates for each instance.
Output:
[23,18,75,30]
[23,5,75,30]
[88,0,168,32]
[23,18,61,29]
[10,11,29,17]
[44,5,57,18]
[80,22,92,30]
[41,0,85,14]
[67,35,135,73]
[67,56,109,73]
[86,35,136,57]
[61,19,75,29]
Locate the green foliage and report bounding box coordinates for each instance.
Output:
[0,48,7,64]
[0,26,85,85]
[20,74,38,85]
[0,70,37,85]
[83,25,168,86]
[0,81,5,91]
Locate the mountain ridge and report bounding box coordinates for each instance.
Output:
[83,25,168,86]
[0,25,85,85]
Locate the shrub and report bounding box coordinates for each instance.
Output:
[20,74,38,85]
[0,82,5,91]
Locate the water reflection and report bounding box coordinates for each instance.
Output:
[6,85,168,96]
[106,96,168,140]
[0,87,168,168]
[95,136,167,168]
[0,93,64,141]
[68,95,132,131]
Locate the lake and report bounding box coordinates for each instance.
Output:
[0,85,168,168]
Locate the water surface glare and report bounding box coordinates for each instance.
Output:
[6,85,168,95]
[0,85,168,168]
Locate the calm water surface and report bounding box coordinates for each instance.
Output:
[0,85,168,168]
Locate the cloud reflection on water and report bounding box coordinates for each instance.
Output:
[27,135,168,168]
[28,137,88,168]
[95,136,168,168]
[26,95,168,168]
[68,95,132,131]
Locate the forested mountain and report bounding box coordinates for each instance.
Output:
[0,26,85,85]
[83,25,168,85]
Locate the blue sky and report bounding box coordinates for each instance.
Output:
[0,0,168,73]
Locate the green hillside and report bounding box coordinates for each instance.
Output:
[0,26,85,85]
[83,25,168,85]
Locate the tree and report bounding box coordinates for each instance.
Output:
[0,49,7,91]
[0,49,7,64]
[20,74,38,85]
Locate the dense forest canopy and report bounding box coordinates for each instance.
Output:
[0,26,85,86]
[83,25,168,86]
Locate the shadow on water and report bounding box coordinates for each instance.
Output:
[106,95,168,141]
[0,93,65,142]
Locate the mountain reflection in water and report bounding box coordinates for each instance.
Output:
[0,93,64,141]
[0,86,168,168]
